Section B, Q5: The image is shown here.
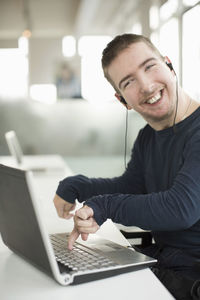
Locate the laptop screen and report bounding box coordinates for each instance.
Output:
[0,165,53,275]
[5,131,23,164]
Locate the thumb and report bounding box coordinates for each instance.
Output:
[68,227,80,250]
[81,233,89,241]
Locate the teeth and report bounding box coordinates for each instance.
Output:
[146,92,161,104]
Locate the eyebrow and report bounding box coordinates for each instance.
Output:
[118,57,157,89]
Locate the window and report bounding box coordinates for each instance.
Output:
[62,36,76,57]
[30,84,57,104]
[182,4,200,100]
[159,18,179,78]
[131,23,142,34]
[160,0,178,21]
[150,5,159,30]
[0,38,28,99]
[78,36,114,104]
[183,0,199,7]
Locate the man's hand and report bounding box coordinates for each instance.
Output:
[53,194,76,219]
[68,205,99,250]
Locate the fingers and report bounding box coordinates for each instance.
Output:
[74,206,99,233]
[74,208,99,234]
[68,227,80,250]
[68,206,99,250]
[75,205,94,220]
[67,228,89,250]
[74,216,99,233]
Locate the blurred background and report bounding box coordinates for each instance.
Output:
[0,0,199,175]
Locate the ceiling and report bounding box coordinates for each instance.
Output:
[0,0,150,39]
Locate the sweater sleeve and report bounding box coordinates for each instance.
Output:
[85,134,200,231]
[56,134,146,204]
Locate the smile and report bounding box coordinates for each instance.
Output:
[146,90,162,104]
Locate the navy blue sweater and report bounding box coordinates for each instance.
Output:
[57,107,200,251]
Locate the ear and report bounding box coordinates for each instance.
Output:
[114,93,132,110]
[115,92,122,103]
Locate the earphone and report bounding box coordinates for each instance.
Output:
[166,61,174,71]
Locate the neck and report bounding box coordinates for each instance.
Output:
[174,89,199,124]
[147,88,199,131]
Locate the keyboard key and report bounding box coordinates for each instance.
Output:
[50,234,117,272]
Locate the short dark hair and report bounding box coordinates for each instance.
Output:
[101,33,163,91]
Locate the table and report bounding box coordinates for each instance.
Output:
[0,156,174,299]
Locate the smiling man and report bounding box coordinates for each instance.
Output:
[105,37,192,130]
[54,34,200,299]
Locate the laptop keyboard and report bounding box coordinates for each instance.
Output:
[50,234,117,272]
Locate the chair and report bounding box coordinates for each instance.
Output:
[120,228,153,247]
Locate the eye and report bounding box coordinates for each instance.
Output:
[145,64,156,71]
[123,78,135,89]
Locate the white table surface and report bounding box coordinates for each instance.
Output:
[0,156,174,299]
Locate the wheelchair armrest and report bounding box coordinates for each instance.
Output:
[120,229,152,247]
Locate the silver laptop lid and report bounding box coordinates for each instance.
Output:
[5,131,23,164]
[0,164,69,285]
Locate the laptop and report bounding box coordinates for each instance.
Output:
[0,164,156,285]
[4,130,66,173]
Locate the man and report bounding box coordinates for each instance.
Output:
[53,34,200,299]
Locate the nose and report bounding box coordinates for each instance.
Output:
[138,75,156,95]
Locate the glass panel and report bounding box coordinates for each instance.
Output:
[78,36,114,104]
[182,5,200,100]
[0,48,28,99]
[18,37,29,56]
[30,84,57,104]
[160,0,178,21]
[62,36,76,57]
[150,5,159,30]
[183,0,199,7]
[159,18,179,78]
[132,23,142,34]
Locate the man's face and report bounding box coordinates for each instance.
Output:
[107,42,177,129]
